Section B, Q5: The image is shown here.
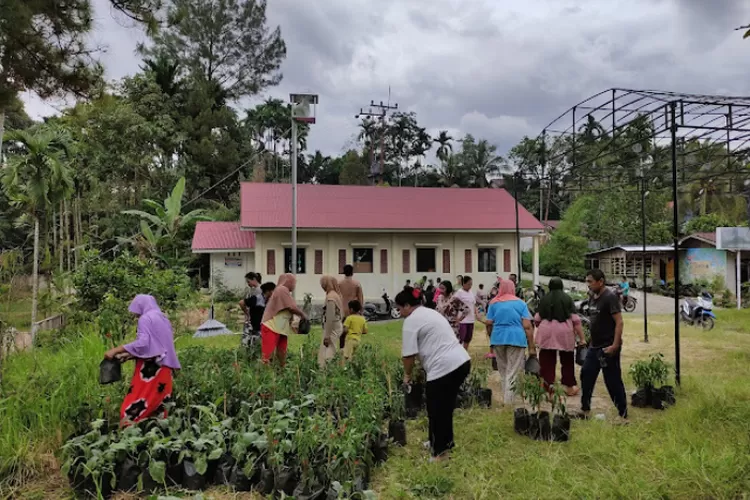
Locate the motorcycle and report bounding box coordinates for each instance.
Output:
[613,286,637,313]
[524,285,547,315]
[363,289,400,321]
[680,291,716,331]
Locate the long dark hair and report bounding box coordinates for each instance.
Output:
[441,280,454,295]
[395,286,422,307]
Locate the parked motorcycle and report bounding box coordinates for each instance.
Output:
[363,289,400,321]
[680,291,715,331]
[612,286,637,313]
[524,285,547,315]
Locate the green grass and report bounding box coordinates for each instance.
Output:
[3,313,750,499]
[0,294,60,330]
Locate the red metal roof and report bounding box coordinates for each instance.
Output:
[240,183,544,231]
[191,222,255,252]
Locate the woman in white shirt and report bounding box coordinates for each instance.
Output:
[396,286,471,463]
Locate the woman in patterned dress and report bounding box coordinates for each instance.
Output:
[104,295,181,426]
[435,280,470,338]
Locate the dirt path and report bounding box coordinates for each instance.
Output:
[468,323,623,417]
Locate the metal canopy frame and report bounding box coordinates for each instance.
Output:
[535,88,750,385]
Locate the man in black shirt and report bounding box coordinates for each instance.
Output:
[580,269,628,421]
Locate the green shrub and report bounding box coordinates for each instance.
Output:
[72,251,192,312]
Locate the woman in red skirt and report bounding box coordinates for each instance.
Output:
[105,295,181,425]
[260,274,308,367]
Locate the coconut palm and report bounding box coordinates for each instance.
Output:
[434,130,454,162]
[460,135,507,188]
[1,128,73,341]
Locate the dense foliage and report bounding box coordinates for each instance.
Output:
[60,338,489,498]
[73,252,191,313]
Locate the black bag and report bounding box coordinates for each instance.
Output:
[388,420,407,446]
[476,388,493,408]
[182,459,206,491]
[551,414,571,442]
[524,355,541,376]
[297,318,311,335]
[631,387,652,408]
[99,359,122,385]
[513,408,530,436]
[575,345,588,367]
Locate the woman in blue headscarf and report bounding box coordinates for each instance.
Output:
[105,295,181,425]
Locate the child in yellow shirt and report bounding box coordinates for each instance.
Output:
[343,300,367,360]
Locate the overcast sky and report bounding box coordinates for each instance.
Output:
[21,0,750,158]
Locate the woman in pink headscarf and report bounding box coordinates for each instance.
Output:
[105,295,181,425]
[478,279,536,405]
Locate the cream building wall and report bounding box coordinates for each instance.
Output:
[243,230,526,300]
[209,251,256,292]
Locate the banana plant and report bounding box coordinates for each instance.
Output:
[122,176,211,266]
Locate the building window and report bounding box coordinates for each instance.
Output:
[338,249,346,273]
[314,250,323,274]
[478,248,497,273]
[353,248,374,273]
[442,249,451,273]
[380,249,388,273]
[416,248,436,273]
[284,248,306,274]
[503,249,511,273]
[464,249,472,273]
[402,249,410,273]
[266,249,276,275]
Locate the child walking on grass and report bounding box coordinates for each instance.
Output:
[343,300,368,360]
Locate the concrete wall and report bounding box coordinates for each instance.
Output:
[209,251,255,292]
[244,231,521,300]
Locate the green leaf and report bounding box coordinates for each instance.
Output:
[149,460,166,484]
[194,455,208,475]
[744,28,750,39]
[208,447,223,461]
[122,209,164,228]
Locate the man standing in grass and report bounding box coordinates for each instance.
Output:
[579,269,628,422]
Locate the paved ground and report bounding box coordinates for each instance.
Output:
[523,273,678,316]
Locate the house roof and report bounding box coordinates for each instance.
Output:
[545,220,560,230]
[586,245,675,256]
[191,222,255,252]
[680,232,716,246]
[240,183,545,231]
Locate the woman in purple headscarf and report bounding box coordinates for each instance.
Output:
[104,295,181,425]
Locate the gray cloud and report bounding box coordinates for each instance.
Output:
[22,0,750,160]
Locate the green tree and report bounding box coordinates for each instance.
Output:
[338,150,368,186]
[433,130,453,162]
[459,135,506,187]
[1,128,73,339]
[123,177,211,266]
[143,0,286,101]
[0,0,102,155]
[540,196,591,277]
[684,213,736,234]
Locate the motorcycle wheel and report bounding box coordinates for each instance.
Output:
[390,307,401,319]
[699,316,715,331]
[624,298,636,313]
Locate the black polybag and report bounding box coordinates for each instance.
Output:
[99,358,122,385]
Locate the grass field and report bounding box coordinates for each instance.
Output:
[3,311,750,499]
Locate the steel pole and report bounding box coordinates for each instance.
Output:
[514,174,522,277]
[291,118,298,291]
[670,102,681,385]
[641,175,648,343]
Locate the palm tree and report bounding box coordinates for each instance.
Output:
[141,54,181,96]
[460,136,506,187]
[434,130,454,162]
[1,128,73,341]
[123,177,211,266]
[436,153,468,187]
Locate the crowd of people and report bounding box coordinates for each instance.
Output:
[103,266,628,464]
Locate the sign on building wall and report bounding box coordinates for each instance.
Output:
[224,256,243,267]
[680,248,726,283]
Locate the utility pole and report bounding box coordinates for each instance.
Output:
[290,94,318,293]
[356,97,398,185]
